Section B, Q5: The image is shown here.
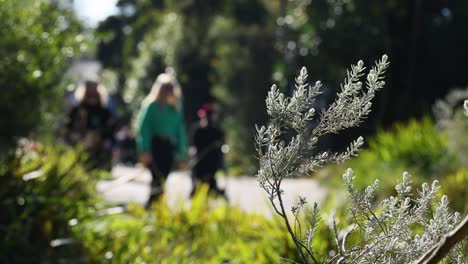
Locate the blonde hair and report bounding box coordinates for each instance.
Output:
[74,81,108,106]
[142,73,182,108]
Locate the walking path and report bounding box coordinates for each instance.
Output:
[97,165,328,217]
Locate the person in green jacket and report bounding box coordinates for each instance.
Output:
[136,73,188,207]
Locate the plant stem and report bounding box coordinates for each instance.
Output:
[275,182,319,264]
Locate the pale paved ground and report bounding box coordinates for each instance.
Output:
[97,165,327,217]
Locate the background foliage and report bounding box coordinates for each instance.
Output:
[318,109,467,213]
[0,0,467,262]
[0,0,86,151]
[0,142,299,263]
[0,142,102,263]
[74,187,299,263]
[96,0,468,173]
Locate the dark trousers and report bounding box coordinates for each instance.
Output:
[191,170,216,192]
[190,169,226,199]
[147,135,174,206]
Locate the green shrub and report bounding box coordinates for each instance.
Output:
[74,186,299,263]
[1,142,299,263]
[439,168,468,213]
[0,142,103,262]
[0,0,85,150]
[438,109,468,167]
[318,117,462,199]
[367,117,455,176]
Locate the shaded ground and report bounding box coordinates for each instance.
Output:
[98,165,327,217]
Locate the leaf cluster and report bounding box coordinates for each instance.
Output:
[0,0,85,149]
[0,142,103,262]
[74,186,299,263]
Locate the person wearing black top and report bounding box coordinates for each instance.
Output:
[190,104,226,198]
[66,81,113,168]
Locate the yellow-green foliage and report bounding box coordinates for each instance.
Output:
[74,186,299,263]
[367,118,455,176]
[0,143,103,262]
[439,168,468,213]
[1,143,298,263]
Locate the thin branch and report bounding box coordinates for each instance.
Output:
[294,211,301,241]
[270,195,285,217]
[266,152,285,218]
[332,217,345,259]
[366,204,388,235]
[280,257,301,264]
[414,215,468,264]
[350,229,402,264]
[276,183,317,264]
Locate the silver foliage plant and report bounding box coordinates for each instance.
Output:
[464,100,468,116]
[342,170,465,264]
[433,88,468,165]
[255,56,467,263]
[433,87,468,128]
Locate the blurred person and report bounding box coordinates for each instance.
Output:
[113,122,137,166]
[107,93,137,166]
[66,81,114,168]
[136,73,188,208]
[190,103,226,198]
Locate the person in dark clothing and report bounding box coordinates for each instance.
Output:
[136,73,188,208]
[113,124,137,165]
[107,93,137,166]
[190,104,226,198]
[66,81,114,168]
